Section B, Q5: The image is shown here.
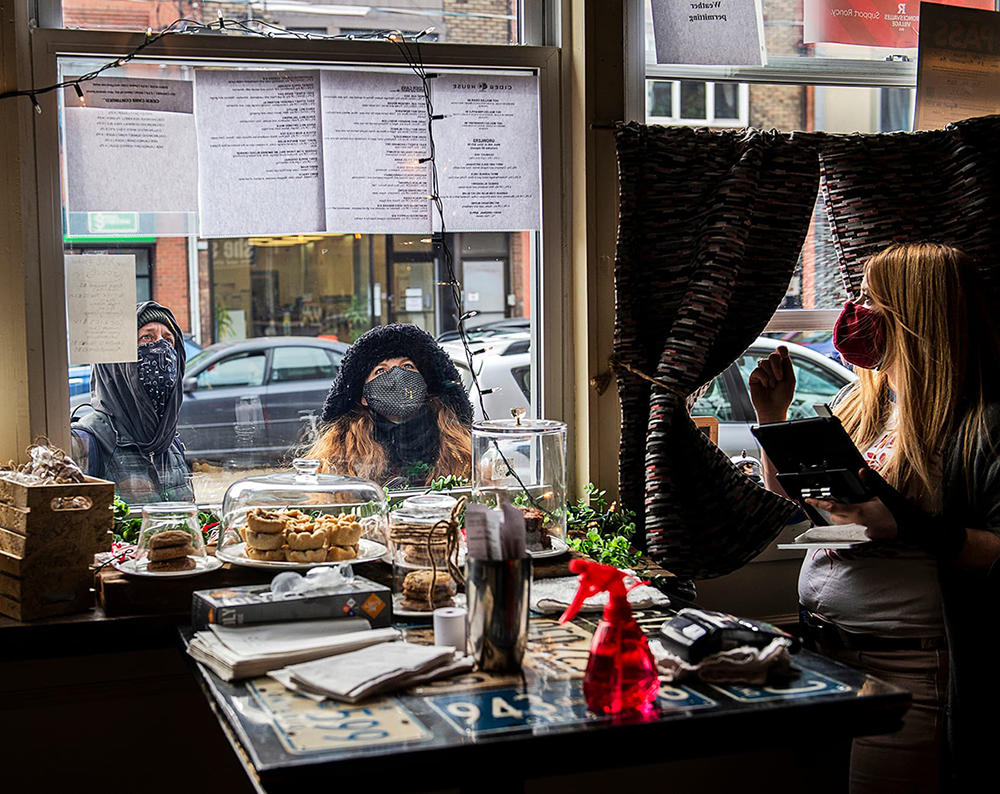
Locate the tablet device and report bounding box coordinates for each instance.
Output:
[751,415,873,525]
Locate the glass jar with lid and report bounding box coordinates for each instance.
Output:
[389,493,464,616]
[217,458,388,569]
[472,417,567,556]
[131,502,213,574]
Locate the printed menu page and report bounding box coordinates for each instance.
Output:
[65,255,137,365]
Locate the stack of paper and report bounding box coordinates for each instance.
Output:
[271,642,471,703]
[187,618,400,681]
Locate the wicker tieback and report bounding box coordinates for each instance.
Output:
[389,497,466,610]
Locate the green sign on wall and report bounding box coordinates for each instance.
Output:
[87,212,139,234]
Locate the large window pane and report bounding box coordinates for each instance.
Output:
[59,55,541,505]
[60,1,524,45]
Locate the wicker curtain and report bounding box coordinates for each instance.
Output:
[614,124,820,578]
[615,115,1000,580]
[821,115,1000,300]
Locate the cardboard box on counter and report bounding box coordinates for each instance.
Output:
[192,574,392,631]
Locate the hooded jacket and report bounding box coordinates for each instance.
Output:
[71,301,194,504]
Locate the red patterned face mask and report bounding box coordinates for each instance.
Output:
[833,300,886,370]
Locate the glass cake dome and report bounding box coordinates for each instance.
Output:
[217,459,389,569]
[471,418,567,556]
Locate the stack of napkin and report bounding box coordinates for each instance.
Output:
[270,642,473,703]
[187,618,399,681]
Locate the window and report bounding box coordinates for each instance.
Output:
[269,346,339,383]
[691,376,736,422]
[195,353,267,389]
[45,27,558,505]
[56,1,526,45]
[646,80,749,127]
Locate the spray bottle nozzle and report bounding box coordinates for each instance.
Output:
[559,558,631,624]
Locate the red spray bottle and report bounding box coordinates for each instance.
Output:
[559,558,660,715]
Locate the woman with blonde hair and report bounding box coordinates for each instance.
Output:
[307,323,472,487]
[751,242,1000,793]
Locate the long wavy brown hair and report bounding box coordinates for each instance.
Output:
[305,396,471,484]
[835,242,1000,510]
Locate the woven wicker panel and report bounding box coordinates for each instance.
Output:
[820,115,1000,301]
[615,124,818,578]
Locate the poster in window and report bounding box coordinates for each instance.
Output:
[433,73,542,232]
[649,0,767,66]
[915,3,1000,129]
[803,0,993,48]
[195,70,325,238]
[65,254,137,365]
[64,77,198,215]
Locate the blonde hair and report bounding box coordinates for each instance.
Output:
[835,242,1000,509]
[305,397,471,484]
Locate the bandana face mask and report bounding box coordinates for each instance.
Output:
[362,366,428,421]
[137,338,179,416]
[833,299,886,370]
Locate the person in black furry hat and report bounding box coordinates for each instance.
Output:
[306,323,473,487]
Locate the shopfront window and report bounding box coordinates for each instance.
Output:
[58,53,544,505]
[57,0,525,45]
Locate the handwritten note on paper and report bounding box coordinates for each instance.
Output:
[650,0,767,66]
[916,3,1000,130]
[65,255,137,365]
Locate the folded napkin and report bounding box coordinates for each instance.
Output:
[649,637,793,685]
[278,642,461,703]
[187,619,399,681]
[530,575,671,614]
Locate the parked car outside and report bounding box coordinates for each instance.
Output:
[773,330,843,366]
[441,332,531,422]
[442,334,855,460]
[436,317,529,344]
[71,336,347,465]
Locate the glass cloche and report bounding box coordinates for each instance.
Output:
[217,458,389,569]
[132,502,212,574]
[472,417,567,555]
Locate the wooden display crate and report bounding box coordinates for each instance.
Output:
[0,476,114,621]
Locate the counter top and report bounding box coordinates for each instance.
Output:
[188,606,910,794]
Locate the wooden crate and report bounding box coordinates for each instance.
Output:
[0,476,114,621]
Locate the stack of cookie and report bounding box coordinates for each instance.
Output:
[244,508,288,562]
[147,529,197,572]
[401,569,457,612]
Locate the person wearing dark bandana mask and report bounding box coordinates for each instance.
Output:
[750,243,1000,793]
[71,301,194,505]
[306,323,473,487]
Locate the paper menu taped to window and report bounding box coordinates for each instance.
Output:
[195,69,325,237]
[64,77,198,214]
[433,73,542,232]
[915,3,1000,130]
[321,71,431,234]
[650,0,767,66]
[65,255,137,365]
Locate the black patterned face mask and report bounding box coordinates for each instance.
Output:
[362,366,428,420]
[137,338,178,416]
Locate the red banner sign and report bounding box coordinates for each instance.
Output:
[804,0,994,48]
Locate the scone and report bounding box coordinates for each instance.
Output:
[286,527,327,551]
[246,508,287,534]
[401,569,457,611]
[285,548,327,563]
[246,546,287,562]
[326,545,359,562]
[148,557,196,572]
[244,529,285,551]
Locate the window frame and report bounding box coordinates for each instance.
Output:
[26,28,567,462]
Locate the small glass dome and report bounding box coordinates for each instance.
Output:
[472,418,567,556]
[217,459,389,569]
[133,502,210,574]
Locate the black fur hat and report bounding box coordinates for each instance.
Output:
[321,323,473,426]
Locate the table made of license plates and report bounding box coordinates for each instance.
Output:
[190,607,909,792]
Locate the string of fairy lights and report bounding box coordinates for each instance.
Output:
[4,16,543,496]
